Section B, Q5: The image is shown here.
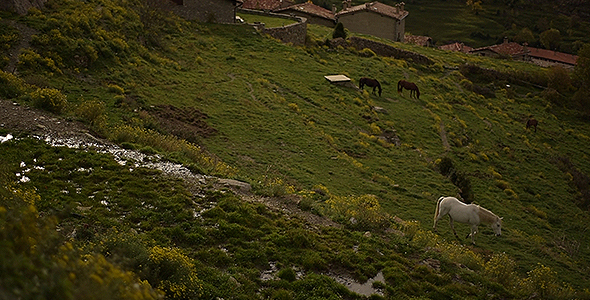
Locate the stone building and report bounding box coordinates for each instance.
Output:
[469,38,529,60]
[526,46,578,69]
[335,1,408,42]
[275,1,336,28]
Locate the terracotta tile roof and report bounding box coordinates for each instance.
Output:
[336,1,408,20]
[527,47,578,66]
[439,42,472,53]
[276,1,335,20]
[470,40,527,56]
[405,34,432,47]
[241,0,292,10]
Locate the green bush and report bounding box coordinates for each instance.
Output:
[0,70,28,99]
[146,246,203,300]
[76,99,107,130]
[332,22,347,40]
[29,87,68,114]
[17,49,62,75]
[0,178,161,300]
[277,268,297,282]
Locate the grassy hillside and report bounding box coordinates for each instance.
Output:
[1,0,590,298]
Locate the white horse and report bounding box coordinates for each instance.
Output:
[433,196,502,244]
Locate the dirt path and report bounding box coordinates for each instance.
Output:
[0,98,341,229]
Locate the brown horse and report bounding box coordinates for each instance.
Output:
[359,77,382,96]
[526,116,538,132]
[398,80,420,99]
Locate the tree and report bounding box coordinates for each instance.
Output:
[332,22,347,40]
[573,43,590,115]
[466,0,483,15]
[514,27,535,44]
[540,28,561,50]
[547,66,572,95]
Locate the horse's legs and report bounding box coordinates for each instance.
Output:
[433,209,446,232]
[449,216,459,239]
[467,225,478,244]
[433,213,441,232]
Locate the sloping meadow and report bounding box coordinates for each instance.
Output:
[1,0,590,297]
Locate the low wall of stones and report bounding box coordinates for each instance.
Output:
[330,37,434,65]
[238,8,307,46]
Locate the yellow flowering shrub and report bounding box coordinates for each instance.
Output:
[324,194,390,230]
[518,264,574,299]
[484,253,517,287]
[147,246,203,300]
[29,87,68,114]
[0,70,28,99]
[1,182,161,300]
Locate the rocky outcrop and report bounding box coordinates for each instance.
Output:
[0,0,47,15]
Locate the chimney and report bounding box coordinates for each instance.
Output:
[399,2,405,11]
[342,0,348,9]
[332,4,336,14]
[395,3,399,13]
[503,37,508,44]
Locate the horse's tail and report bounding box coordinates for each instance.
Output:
[434,196,445,221]
[397,80,402,92]
[377,81,382,96]
[416,87,420,99]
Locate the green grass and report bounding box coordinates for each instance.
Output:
[238,12,298,27]
[1,0,590,298]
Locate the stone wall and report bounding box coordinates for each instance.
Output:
[330,37,434,65]
[239,8,307,46]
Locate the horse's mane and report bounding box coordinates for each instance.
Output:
[477,205,500,224]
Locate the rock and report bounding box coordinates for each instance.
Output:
[217,178,252,193]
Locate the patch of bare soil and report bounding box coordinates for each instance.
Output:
[0,99,101,144]
[147,104,217,144]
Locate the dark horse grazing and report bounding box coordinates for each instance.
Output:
[397,80,420,99]
[526,116,538,132]
[359,77,382,96]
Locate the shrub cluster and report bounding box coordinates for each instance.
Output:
[0,180,161,300]
[324,194,391,231]
[76,99,107,132]
[29,87,68,114]
[0,70,28,99]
